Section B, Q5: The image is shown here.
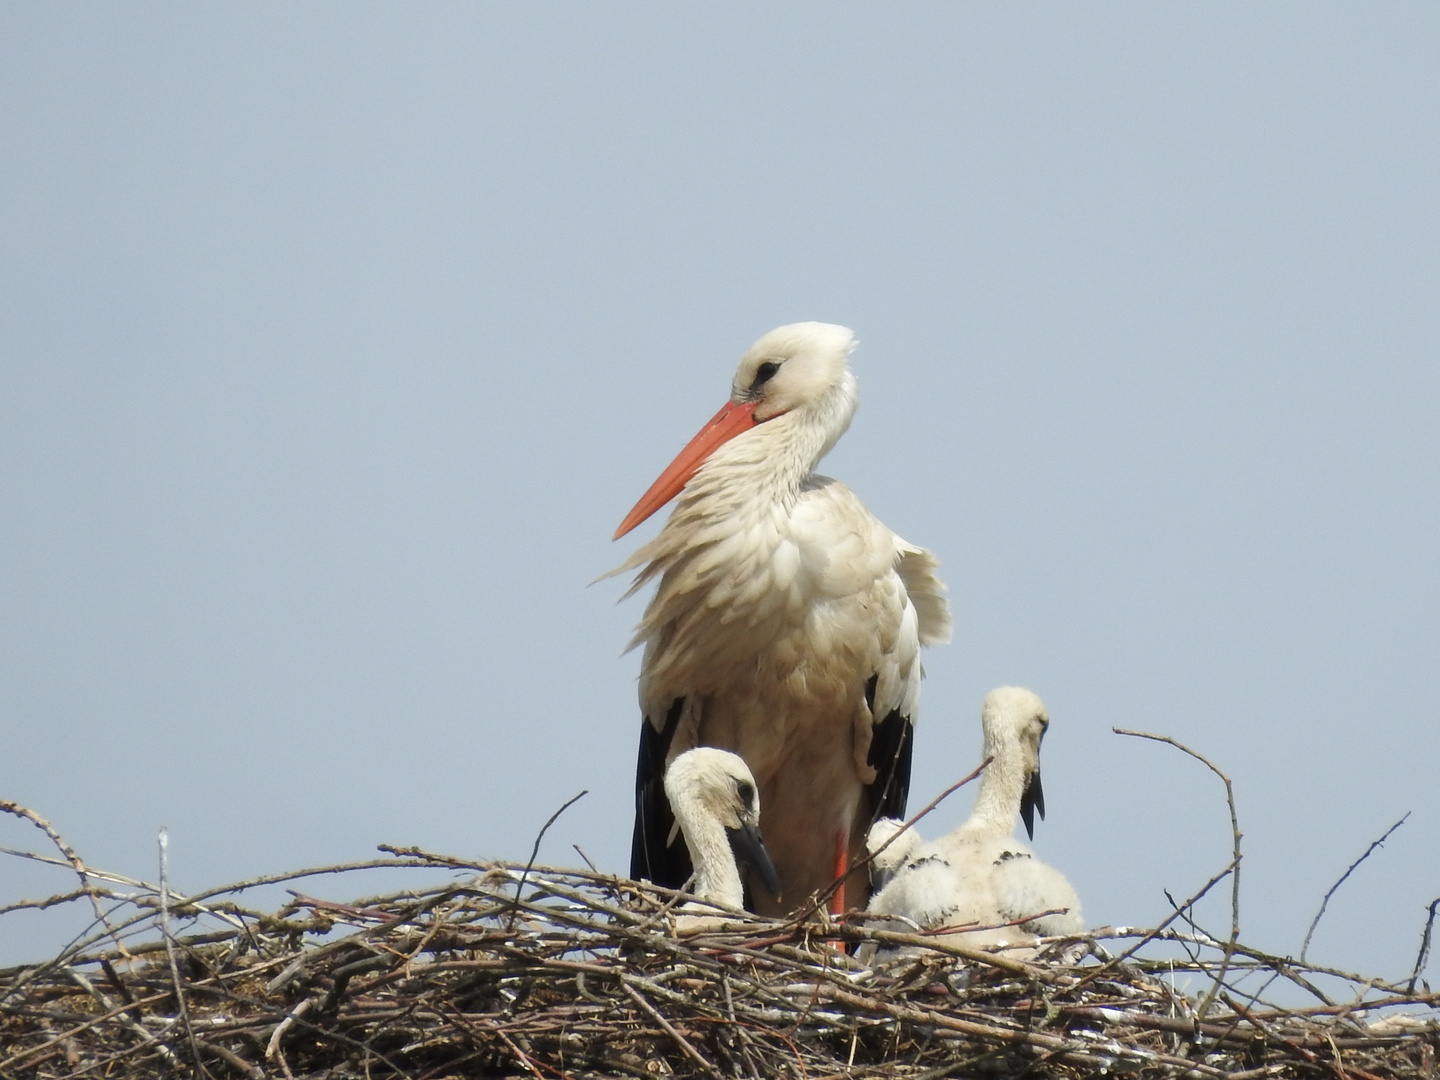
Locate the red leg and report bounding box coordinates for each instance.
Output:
[830,831,848,917]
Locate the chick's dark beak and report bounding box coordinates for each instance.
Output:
[727,822,783,900]
[1019,769,1046,840]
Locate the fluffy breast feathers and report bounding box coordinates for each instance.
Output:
[620,476,950,740]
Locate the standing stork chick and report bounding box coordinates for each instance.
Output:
[866,687,1083,954]
[614,322,951,917]
[664,748,783,925]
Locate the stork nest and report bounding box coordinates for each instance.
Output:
[2,843,1438,1080]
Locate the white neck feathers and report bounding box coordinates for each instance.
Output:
[683,371,858,522]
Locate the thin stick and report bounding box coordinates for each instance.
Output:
[491,1024,550,1080]
[1070,859,1237,993]
[802,758,989,920]
[64,966,181,1067]
[1301,812,1410,962]
[1,800,120,944]
[1407,896,1440,994]
[624,981,722,1077]
[159,828,211,1079]
[506,789,588,931]
[1114,728,1241,1023]
[572,844,599,872]
[868,758,990,872]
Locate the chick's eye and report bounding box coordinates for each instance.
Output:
[749,360,781,393]
[736,780,755,807]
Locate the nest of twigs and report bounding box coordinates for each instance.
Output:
[2,837,1438,1080]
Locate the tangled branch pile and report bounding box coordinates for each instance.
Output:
[2,843,1438,1080]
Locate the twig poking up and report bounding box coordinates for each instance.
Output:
[506,788,588,931]
[804,757,990,921]
[1301,811,1410,962]
[1408,896,1440,994]
[1071,858,1237,994]
[159,827,212,1079]
[1114,728,1241,1023]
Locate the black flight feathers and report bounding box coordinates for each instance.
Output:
[630,699,689,887]
[864,674,914,830]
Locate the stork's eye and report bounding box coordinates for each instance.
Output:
[749,360,781,393]
[736,780,755,807]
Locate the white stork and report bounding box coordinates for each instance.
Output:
[663,747,783,926]
[865,687,1084,952]
[610,322,951,915]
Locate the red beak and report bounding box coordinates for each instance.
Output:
[614,400,759,539]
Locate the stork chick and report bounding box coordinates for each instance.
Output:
[663,747,782,926]
[866,687,1083,955]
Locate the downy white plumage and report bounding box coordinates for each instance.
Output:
[865,815,923,892]
[866,687,1083,953]
[613,323,951,916]
[663,748,782,927]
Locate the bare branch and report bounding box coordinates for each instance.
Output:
[1113,727,1241,1023]
[1407,896,1440,995]
[802,757,989,920]
[1,800,120,940]
[1301,811,1410,962]
[505,788,589,931]
[159,828,211,1079]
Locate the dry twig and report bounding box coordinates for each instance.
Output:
[1302,812,1410,962]
[1409,897,1440,995]
[1115,727,1242,1023]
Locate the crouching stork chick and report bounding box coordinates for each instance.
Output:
[663,748,782,929]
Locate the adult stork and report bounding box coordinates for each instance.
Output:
[610,322,951,916]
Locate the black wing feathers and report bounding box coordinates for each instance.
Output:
[863,674,913,826]
[629,697,692,887]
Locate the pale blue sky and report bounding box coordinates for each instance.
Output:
[3,5,1438,985]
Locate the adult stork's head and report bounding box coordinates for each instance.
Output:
[980,687,1051,840]
[614,322,859,539]
[731,321,858,422]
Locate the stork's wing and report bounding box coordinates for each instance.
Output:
[863,541,949,826]
[864,674,913,826]
[629,697,692,887]
[989,845,1085,936]
[896,544,952,647]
